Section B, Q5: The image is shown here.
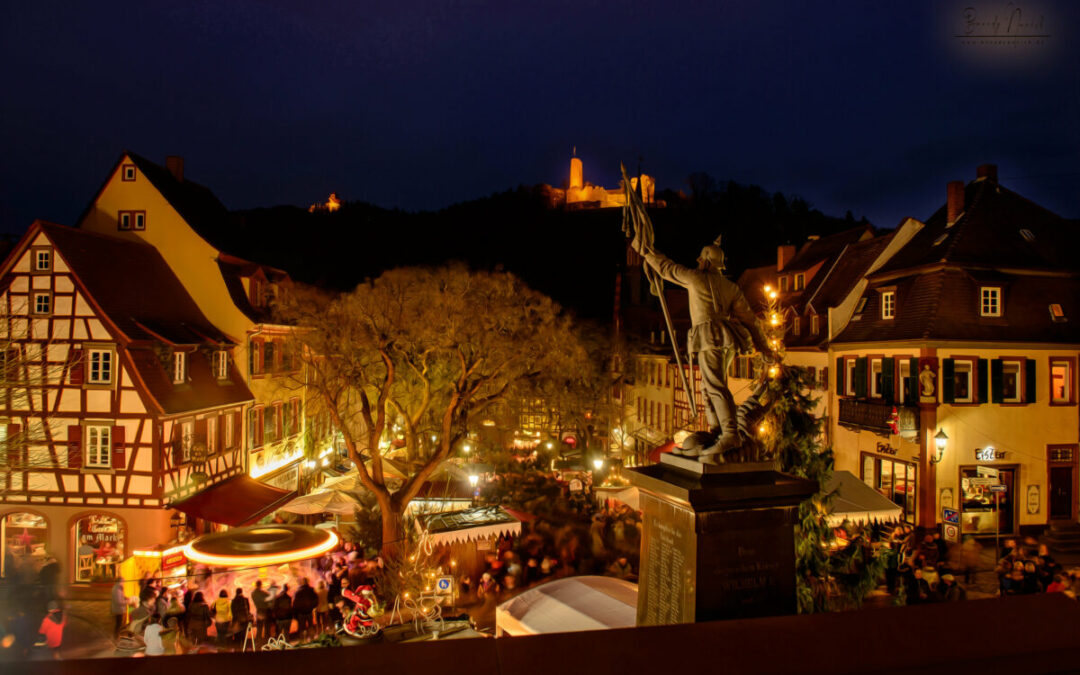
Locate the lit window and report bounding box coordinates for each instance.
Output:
[122,164,136,181]
[88,349,113,384]
[870,358,883,398]
[1050,358,1074,405]
[173,352,186,384]
[213,350,230,379]
[85,425,111,468]
[881,291,895,320]
[953,361,973,403]
[207,416,217,454]
[34,249,51,271]
[117,210,146,231]
[981,287,1001,317]
[32,292,51,315]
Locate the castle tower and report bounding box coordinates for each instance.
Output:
[570,156,584,190]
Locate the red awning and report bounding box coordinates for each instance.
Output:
[648,440,676,464]
[171,475,295,527]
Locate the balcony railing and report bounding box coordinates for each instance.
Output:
[838,398,919,435]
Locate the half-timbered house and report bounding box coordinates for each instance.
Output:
[0,222,291,583]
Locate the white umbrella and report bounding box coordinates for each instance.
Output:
[319,459,408,493]
[279,489,363,515]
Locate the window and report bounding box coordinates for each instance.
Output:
[845,358,857,396]
[899,359,912,404]
[85,425,111,468]
[172,352,186,384]
[117,210,145,231]
[854,297,867,314]
[248,339,263,376]
[810,314,819,335]
[870,358,883,398]
[32,292,51,315]
[122,164,136,181]
[207,416,218,454]
[225,413,235,449]
[264,341,276,373]
[248,408,263,449]
[794,274,805,290]
[180,421,193,462]
[87,349,113,384]
[779,277,789,292]
[862,453,916,524]
[213,350,230,379]
[1050,358,1075,405]
[288,399,301,437]
[1000,360,1021,403]
[792,316,801,336]
[953,361,973,403]
[1049,304,1066,322]
[250,278,264,308]
[33,249,52,272]
[881,291,895,320]
[981,287,1001,317]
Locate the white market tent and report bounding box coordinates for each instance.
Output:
[825,470,903,527]
[278,489,363,515]
[495,576,638,637]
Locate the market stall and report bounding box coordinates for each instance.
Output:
[495,575,637,636]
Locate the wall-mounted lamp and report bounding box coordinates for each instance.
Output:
[931,429,948,464]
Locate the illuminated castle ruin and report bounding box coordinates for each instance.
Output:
[546,152,658,209]
[308,192,341,213]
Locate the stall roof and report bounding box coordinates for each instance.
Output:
[496,576,637,636]
[171,475,294,526]
[825,470,903,527]
[416,505,521,546]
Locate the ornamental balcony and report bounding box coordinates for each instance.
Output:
[838,397,919,437]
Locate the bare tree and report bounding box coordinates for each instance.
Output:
[275,264,593,557]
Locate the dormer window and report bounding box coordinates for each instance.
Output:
[981,287,1002,317]
[854,297,868,314]
[881,291,895,320]
[213,350,230,379]
[792,316,801,335]
[1050,304,1066,322]
[779,276,789,292]
[810,314,820,335]
[794,274,805,291]
[173,351,186,384]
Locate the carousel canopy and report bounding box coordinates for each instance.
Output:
[415,505,521,546]
[495,576,638,636]
[826,470,904,527]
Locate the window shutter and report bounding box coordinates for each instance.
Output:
[1025,358,1036,403]
[835,358,844,395]
[70,349,84,385]
[171,424,184,466]
[111,425,126,469]
[906,358,919,405]
[68,425,83,469]
[854,357,867,398]
[990,359,1004,403]
[882,357,895,404]
[942,359,955,403]
[977,359,988,404]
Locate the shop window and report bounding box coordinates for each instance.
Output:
[1,512,48,579]
[960,467,1014,535]
[1050,358,1076,405]
[861,454,916,524]
[74,514,124,582]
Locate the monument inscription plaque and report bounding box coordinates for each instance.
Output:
[630,455,817,625]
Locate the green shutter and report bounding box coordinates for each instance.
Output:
[907,357,919,405]
[977,359,988,404]
[854,357,867,398]
[991,359,1004,403]
[1025,358,1037,403]
[882,357,895,404]
[836,357,844,395]
[943,359,955,403]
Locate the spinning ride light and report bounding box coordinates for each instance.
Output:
[183,524,338,567]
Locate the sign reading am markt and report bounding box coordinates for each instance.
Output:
[630,455,817,625]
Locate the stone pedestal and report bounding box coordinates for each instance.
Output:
[628,454,818,625]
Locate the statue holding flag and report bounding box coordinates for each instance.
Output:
[621,165,776,463]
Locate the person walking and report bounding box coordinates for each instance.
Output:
[110,578,127,638]
[315,580,330,634]
[213,589,232,648]
[185,592,211,646]
[251,580,271,641]
[37,601,67,660]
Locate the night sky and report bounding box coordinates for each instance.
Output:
[2,1,1077,236]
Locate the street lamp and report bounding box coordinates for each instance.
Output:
[468,474,479,488]
[462,442,471,454]
[931,429,948,464]
[592,458,604,471]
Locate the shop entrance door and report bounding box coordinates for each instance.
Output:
[960,466,1016,535]
[1050,466,1073,520]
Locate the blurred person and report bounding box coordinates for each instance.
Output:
[110,578,127,638]
[273,584,293,640]
[143,614,165,656]
[213,589,232,647]
[293,578,318,640]
[315,580,330,633]
[231,588,251,641]
[37,601,66,660]
[251,580,271,641]
[186,592,211,646]
[939,574,966,602]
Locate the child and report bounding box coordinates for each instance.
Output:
[38,602,66,660]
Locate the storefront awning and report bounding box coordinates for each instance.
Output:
[415,505,522,546]
[826,470,903,527]
[171,475,295,527]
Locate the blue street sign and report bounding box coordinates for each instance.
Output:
[989,484,1007,493]
[942,508,960,524]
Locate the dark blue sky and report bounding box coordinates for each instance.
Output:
[2,1,1077,235]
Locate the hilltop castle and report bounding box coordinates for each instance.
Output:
[545,152,659,209]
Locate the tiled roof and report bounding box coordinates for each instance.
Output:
[875,179,1077,275]
[39,223,254,414]
[833,269,1080,344]
[807,233,894,312]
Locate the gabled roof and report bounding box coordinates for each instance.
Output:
[29,222,255,414]
[781,224,874,272]
[807,232,894,311]
[874,178,1077,276]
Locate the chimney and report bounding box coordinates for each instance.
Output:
[777,245,796,271]
[976,163,998,183]
[946,180,964,226]
[165,156,184,183]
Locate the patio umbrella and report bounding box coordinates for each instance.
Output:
[279,489,364,515]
